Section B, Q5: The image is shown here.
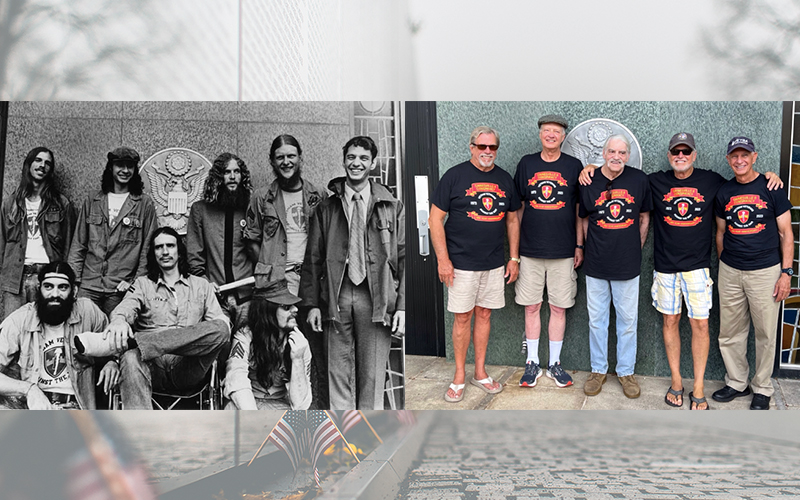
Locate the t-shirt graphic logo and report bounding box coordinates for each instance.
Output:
[726,194,767,235]
[595,189,635,229]
[541,185,552,199]
[465,182,506,222]
[737,209,749,224]
[610,204,620,218]
[527,172,567,210]
[662,187,705,227]
[44,345,67,378]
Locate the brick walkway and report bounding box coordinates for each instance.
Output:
[399,411,800,499]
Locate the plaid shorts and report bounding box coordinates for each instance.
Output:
[651,268,713,319]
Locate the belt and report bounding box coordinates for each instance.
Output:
[44,391,78,406]
[286,263,303,275]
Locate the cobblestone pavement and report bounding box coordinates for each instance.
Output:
[399,412,800,499]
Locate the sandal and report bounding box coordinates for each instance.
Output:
[444,383,465,403]
[689,391,709,410]
[664,386,684,408]
[470,376,503,394]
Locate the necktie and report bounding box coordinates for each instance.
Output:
[348,193,366,285]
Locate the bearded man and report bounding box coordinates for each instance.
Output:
[244,134,327,295]
[0,262,110,409]
[187,152,255,322]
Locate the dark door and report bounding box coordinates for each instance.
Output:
[403,102,446,356]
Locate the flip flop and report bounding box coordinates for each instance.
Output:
[470,376,503,394]
[664,386,684,408]
[689,391,710,410]
[444,383,465,403]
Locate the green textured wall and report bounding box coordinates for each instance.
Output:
[436,101,783,380]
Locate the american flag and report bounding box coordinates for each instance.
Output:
[64,442,155,500]
[396,410,417,427]
[267,411,342,489]
[328,410,362,435]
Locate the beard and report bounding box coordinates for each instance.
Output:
[273,166,302,191]
[214,183,250,211]
[36,291,76,326]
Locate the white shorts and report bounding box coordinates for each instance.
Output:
[447,266,506,313]
[651,268,713,319]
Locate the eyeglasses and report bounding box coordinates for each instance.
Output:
[605,180,613,201]
[472,143,499,151]
[669,147,693,156]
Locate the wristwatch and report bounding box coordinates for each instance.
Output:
[782,267,794,276]
[510,257,521,264]
[576,245,585,250]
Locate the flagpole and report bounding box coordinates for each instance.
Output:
[323,411,360,463]
[357,410,383,444]
[248,410,288,466]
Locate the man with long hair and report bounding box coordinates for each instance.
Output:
[301,136,405,410]
[68,147,158,315]
[223,279,312,410]
[76,227,230,409]
[0,147,75,318]
[0,262,111,409]
[244,134,327,295]
[187,152,255,322]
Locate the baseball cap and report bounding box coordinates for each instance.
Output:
[726,136,756,155]
[668,132,696,151]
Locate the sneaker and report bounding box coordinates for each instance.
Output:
[584,372,606,396]
[546,362,573,387]
[519,361,543,387]
[619,375,641,399]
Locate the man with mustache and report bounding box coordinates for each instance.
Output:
[244,135,327,295]
[0,262,111,409]
[429,126,521,403]
[76,227,230,409]
[187,152,256,323]
[68,147,158,315]
[579,135,651,399]
[300,136,405,410]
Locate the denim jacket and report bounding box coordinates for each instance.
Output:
[300,178,405,326]
[0,298,108,409]
[0,195,75,294]
[68,190,158,293]
[243,179,327,288]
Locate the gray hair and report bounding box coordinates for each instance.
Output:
[469,126,500,147]
[603,134,630,154]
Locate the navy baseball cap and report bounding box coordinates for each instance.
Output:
[727,136,756,155]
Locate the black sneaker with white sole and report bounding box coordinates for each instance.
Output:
[519,361,542,387]
[546,362,573,387]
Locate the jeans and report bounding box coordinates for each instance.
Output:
[119,319,230,409]
[586,275,640,377]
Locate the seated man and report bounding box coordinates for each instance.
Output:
[0,262,112,409]
[77,227,230,409]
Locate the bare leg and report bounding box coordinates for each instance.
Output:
[662,313,683,406]
[524,303,542,340]
[689,317,709,408]
[448,309,475,399]
[472,306,500,390]
[548,304,566,342]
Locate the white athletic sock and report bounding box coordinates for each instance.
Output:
[526,339,539,364]
[549,340,563,366]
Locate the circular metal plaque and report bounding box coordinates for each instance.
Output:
[141,147,211,234]
[562,118,643,170]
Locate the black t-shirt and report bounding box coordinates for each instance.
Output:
[579,167,653,280]
[514,152,582,259]
[649,168,726,273]
[714,174,792,270]
[431,161,521,271]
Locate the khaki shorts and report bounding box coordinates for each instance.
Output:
[447,266,506,313]
[515,256,577,308]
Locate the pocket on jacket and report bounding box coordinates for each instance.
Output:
[263,216,280,237]
[121,217,142,242]
[4,215,21,242]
